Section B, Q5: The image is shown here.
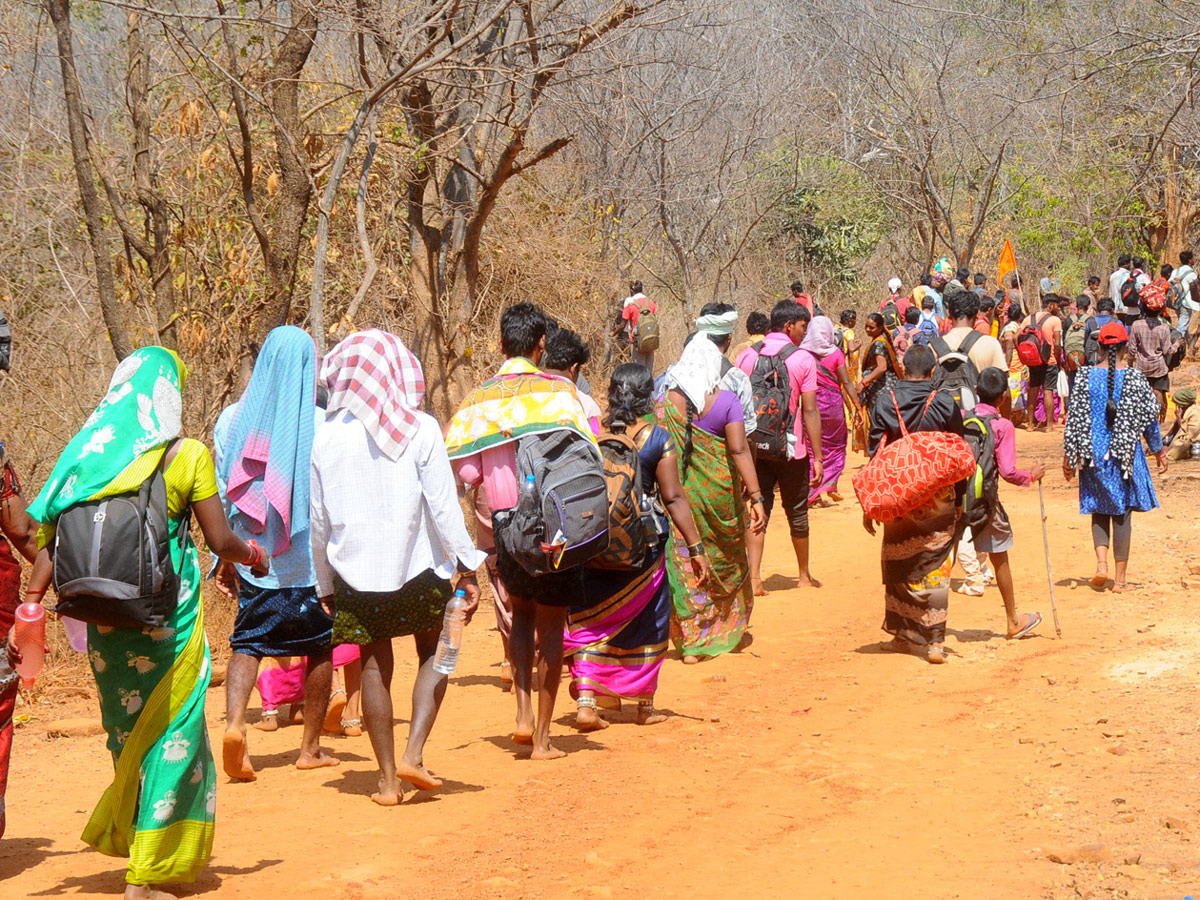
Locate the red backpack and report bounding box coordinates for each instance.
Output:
[1142,276,1169,313]
[1016,313,1053,367]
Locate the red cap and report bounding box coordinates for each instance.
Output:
[1098,321,1128,345]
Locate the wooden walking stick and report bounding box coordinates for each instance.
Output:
[1038,481,1062,637]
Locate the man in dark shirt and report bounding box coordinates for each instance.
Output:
[869,344,965,456]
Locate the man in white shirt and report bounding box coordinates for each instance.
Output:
[1171,249,1200,354]
[1109,254,1131,309]
[935,289,1008,374]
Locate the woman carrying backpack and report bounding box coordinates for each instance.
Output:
[1063,322,1168,593]
[13,347,268,899]
[801,316,861,506]
[566,365,710,731]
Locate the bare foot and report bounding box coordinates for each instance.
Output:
[340,718,363,738]
[1089,568,1108,589]
[926,645,947,664]
[636,707,667,726]
[397,760,443,790]
[222,726,256,781]
[575,706,609,732]
[681,655,701,665]
[827,491,844,503]
[530,743,568,760]
[295,748,341,770]
[512,728,534,745]
[281,704,303,726]
[323,691,347,734]
[124,885,179,900]
[751,579,768,597]
[371,776,402,806]
[797,574,823,588]
[254,713,279,733]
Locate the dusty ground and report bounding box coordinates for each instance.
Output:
[3,428,1200,900]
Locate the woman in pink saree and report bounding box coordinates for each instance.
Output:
[802,316,861,506]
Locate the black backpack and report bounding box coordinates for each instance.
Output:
[1120,274,1142,312]
[749,342,798,460]
[1083,320,1103,366]
[1167,325,1187,372]
[960,412,998,534]
[0,307,10,372]
[498,429,610,576]
[52,441,186,628]
[880,302,902,334]
[930,330,983,411]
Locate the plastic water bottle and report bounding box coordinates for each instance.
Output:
[432,589,469,675]
[13,602,46,688]
[518,474,538,515]
[61,615,88,653]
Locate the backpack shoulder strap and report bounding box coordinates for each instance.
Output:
[959,329,983,354]
[930,335,951,359]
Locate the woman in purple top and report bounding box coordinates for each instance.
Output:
[659,336,765,662]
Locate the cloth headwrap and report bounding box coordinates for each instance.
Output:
[321,329,425,461]
[219,326,316,557]
[695,310,739,337]
[932,257,954,281]
[1174,387,1196,408]
[27,346,186,529]
[669,332,725,411]
[801,315,839,358]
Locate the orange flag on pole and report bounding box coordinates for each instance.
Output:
[997,237,1017,289]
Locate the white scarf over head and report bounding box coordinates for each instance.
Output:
[670,334,725,411]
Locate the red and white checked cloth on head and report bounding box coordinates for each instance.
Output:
[321,330,426,460]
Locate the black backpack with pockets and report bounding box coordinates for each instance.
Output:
[960,412,999,535]
[498,429,610,576]
[748,341,798,461]
[930,330,982,411]
[52,440,186,629]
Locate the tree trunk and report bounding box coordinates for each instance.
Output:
[47,0,132,361]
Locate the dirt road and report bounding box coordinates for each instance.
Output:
[4,429,1200,899]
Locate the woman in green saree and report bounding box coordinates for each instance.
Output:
[14,347,266,900]
[658,337,766,661]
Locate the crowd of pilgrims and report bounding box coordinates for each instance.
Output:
[0,260,1181,897]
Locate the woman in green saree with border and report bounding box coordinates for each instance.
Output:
[15,347,266,900]
[658,336,766,662]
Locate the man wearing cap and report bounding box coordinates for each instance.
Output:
[883,278,911,318]
[661,303,757,435]
[1167,388,1200,460]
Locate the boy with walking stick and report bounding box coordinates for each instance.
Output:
[968,368,1046,638]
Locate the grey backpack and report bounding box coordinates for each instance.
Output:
[52,441,185,628]
[499,429,610,576]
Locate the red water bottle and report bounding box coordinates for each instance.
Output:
[14,602,45,688]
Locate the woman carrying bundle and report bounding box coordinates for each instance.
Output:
[659,335,766,662]
[1063,321,1167,593]
[862,344,965,665]
[13,347,267,899]
[566,365,710,730]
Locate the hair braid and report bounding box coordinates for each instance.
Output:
[680,396,696,478]
[1105,344,1118,428]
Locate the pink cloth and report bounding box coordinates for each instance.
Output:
[735,332,817,459]
[454,444,519,512]
[975,403,1032,487]
[257,646,361,710]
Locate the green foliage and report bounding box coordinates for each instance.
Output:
[771,157,888,285]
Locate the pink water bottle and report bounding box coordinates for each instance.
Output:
[14,602,46,688]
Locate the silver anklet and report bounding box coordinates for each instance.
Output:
[577,696,598,710]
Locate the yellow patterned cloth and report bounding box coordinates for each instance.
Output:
[444,357,596,458]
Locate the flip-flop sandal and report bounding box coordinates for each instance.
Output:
[881,638,911,654]
[1008,611,1042,639]
[926,646,947,664]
